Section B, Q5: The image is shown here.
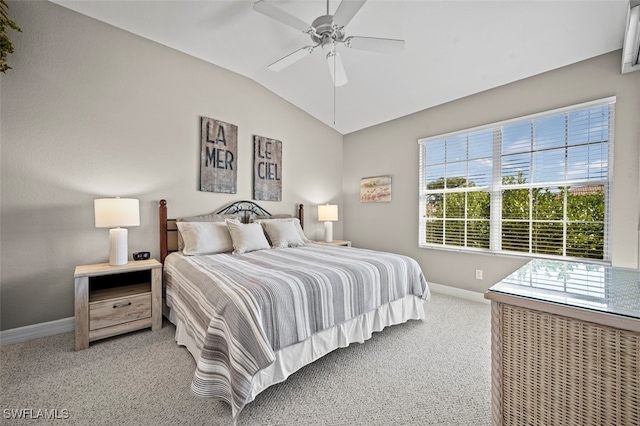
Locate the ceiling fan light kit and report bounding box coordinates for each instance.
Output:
[254,0,405,86]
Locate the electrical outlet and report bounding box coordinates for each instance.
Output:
[475,269,483,280]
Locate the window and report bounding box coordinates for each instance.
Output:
[418,98,614,262]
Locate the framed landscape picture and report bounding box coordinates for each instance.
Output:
[360,175,391,203]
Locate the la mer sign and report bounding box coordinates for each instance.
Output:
[200,117,237,194]
[253,135,282,201]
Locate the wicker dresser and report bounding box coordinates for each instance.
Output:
[485,260,639,426]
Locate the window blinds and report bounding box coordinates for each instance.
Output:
[418,97,614,262]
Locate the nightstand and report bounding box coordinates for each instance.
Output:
[74,259,162,351]
[314,240,352,247]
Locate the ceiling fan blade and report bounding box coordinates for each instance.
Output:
[253,1,312,33]
[345,36,405,54]
[332,0,367,29]
[326,51,348,87]
[268,46,315,72]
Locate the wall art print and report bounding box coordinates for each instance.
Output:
[253,135,282,202]
[200,117,238,194]
[360,175,392,203]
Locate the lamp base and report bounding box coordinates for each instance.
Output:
[109,228,129,266]
[324,221,333,243]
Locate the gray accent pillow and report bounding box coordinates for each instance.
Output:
[261,220,306,248]
[253,217,309,243]
[226,219,271,254]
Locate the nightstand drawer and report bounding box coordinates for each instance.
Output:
[89,293,151,331]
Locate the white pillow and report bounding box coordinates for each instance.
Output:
[226,219,271,254]
[253,218,309,243]
[175,213,238,251]
[261,220,306,248]
[176,221,233,255]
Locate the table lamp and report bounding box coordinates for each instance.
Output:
[94,198,140,266]
[318,204,338,243]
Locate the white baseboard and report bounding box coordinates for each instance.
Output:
[429,282,490,304]
[0,317,75,345]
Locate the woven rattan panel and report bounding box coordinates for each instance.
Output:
[501,304,639,426]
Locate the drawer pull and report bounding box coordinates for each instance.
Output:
[113,302,132,309]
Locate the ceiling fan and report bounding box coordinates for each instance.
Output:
[253,0,405,86]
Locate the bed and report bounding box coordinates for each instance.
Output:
[159,200,430,419]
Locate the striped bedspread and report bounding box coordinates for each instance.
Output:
[164,244,429,417]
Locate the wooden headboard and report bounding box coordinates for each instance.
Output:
[159,200,304,263]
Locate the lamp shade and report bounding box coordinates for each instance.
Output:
[94,198,140,228]
[318,204,338,222]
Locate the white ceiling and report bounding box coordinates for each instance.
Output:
[52,1,628,134]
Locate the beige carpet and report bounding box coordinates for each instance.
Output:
[0,293,491,425]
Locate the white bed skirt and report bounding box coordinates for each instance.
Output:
[166,294,427,406]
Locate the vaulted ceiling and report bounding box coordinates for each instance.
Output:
[52,1,628,134]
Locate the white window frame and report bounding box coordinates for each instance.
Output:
[418,97,615,264]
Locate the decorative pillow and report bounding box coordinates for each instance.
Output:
[253,217,310,243]
[175,213,239,251]
[176,221,233,255]
[261,220,306,248]
[226,219,271,254]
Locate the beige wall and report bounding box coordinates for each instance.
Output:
[344,51,640,292]
[0,2,343,330]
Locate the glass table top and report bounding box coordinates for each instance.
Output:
[488,259,640,319]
